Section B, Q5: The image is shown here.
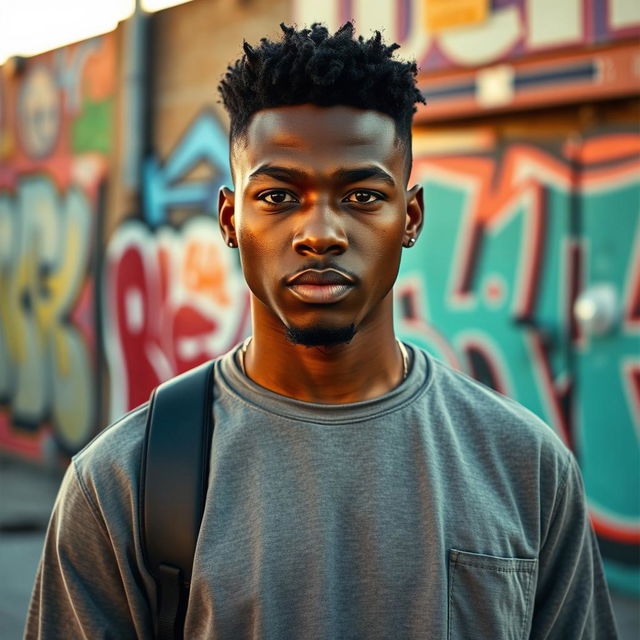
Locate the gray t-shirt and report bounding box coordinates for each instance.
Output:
[25,343,617,639]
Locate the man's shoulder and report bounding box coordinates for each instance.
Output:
[422,350,572,463]
[72,403,149,493]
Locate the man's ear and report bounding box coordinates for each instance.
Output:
[218,186,236,247]
[404,184,424,241]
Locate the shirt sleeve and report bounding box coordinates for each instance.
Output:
[530,453,619,639]
[23,461,153,640]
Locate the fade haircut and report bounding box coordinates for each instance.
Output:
[218,22,425,179]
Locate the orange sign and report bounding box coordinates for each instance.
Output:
[424,0,488,32]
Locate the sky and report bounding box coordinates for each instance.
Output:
[0,0,192,64]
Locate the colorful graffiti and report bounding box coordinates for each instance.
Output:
[104,111,250,418]
[0,35,115,459]
[143,110,231,226]
[396,131,640,593]
[294,0,640,71]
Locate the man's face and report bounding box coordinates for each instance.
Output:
[219,105,422,347]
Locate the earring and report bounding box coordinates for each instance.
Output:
[406,237,416,247]
[228,240,235,248]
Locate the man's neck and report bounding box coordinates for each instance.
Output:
[243,304,406,404]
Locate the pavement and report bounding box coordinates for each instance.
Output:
[1,455,639,639]
[1,455,64,639]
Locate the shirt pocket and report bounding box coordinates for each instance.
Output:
[448,548,537,640]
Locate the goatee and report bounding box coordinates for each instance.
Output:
[286,324,357,348]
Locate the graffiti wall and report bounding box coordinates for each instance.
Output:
[294,0,640,120]
[0,0,635,599]
[103,110,250,419]
[396,129,640,593]
[0,35,116,460]
[294,0,640,71]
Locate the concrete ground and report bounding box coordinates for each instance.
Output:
[1,455,63,639]
[2,455,638,639]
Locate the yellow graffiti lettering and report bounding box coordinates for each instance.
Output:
[0,175,95,452]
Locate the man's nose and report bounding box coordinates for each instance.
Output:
[292,202,348,256]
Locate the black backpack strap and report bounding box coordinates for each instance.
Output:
[139,359,216,640]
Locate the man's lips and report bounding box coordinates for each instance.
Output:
[286,268,355,286]
[286,269,355,303]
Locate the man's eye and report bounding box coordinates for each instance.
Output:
[343,191,383,204]
[259,191,297,205]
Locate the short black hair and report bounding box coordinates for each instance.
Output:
[218,22,425,176]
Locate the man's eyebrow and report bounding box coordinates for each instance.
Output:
[247,164,396,187]
[332,166,396,187]
[248,165,308,184]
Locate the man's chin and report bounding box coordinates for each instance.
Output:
[285,324,357,348]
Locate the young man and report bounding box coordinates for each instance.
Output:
[26,23,617,639]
